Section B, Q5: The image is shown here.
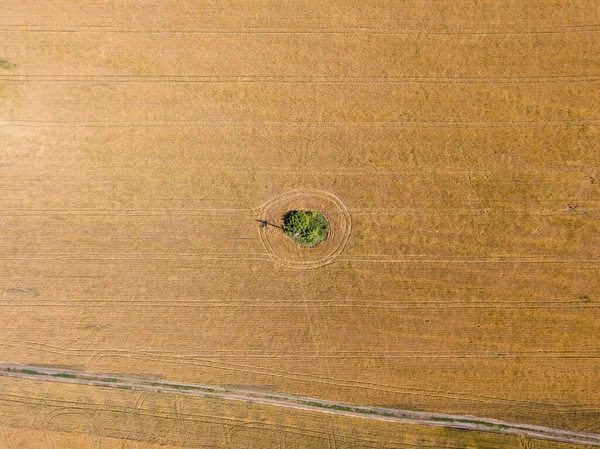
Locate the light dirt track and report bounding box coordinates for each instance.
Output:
[1,364,600,447]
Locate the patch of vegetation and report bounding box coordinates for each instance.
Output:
[466,420,497,428]
[300,400,358,413]
[282,210,329,248]
[431,417,499,428]
[0,59,15,69]
[328,404,352,411]
[50,373,77,379]
[304,401,324,408]
[167,384,208,391]
[18,369,41,376]
[431,417,454,423]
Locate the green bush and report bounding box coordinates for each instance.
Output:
[282,210,329,248]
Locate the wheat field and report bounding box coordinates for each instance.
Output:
[1,0,599,447]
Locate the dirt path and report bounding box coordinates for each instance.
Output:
[1,363,599,447]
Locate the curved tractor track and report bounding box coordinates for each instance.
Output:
[255,189,352,269]
[1,364,599,447]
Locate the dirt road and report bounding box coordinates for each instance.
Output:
[1,363,598,447]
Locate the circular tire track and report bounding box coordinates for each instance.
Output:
[255,190,352,269]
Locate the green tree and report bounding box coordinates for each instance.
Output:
[282,210,329,248]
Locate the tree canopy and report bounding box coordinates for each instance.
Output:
[282,210,329,248]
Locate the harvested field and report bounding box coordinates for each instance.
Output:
[1,0,599,447]
[0,375,593,449]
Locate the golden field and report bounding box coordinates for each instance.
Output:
[0,0,599,446]
[0,376,589,449]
